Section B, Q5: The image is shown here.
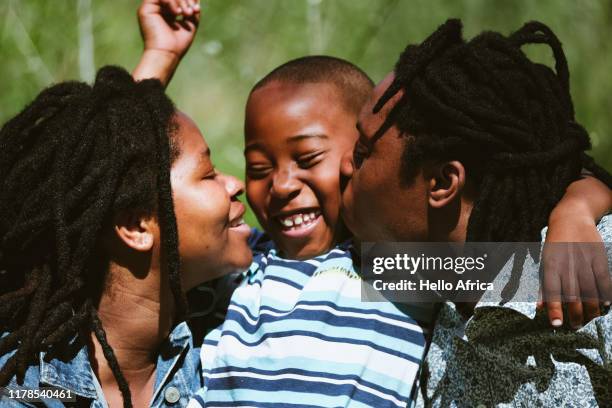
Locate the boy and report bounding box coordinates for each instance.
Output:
[199,56,432,407]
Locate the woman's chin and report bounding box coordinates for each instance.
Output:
[182,250,252,289]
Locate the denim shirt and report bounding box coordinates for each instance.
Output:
[0,322,202,407]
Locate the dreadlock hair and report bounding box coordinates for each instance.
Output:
[375,19,611,241]
[252,55,374,116]
[0,66,187,408]
[373,20,611,300]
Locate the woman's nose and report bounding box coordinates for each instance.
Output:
[217,172,245,199]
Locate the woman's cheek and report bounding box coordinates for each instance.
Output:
[201,183,232,233]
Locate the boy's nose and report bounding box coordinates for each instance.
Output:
[340,150,354,178]
[217,172,245,199]
[271,169,301,200]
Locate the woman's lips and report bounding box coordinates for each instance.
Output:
[228,202,250,235]
[229,216,245,228]
[229,222,251,236]
[229,202,246,225]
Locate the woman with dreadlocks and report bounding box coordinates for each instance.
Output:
[0,65,252,407]
[340,19,612,406]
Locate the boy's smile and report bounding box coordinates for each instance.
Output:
[244,81,357,259]
[275,208,322,237]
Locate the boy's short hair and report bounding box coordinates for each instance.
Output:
[251,55,374,115]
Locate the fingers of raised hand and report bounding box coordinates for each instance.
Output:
[542,242,610,329]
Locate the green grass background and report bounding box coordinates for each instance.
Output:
[1,0,611,226]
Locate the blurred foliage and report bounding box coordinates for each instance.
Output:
[1,0,611,227]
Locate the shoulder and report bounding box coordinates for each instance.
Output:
[0,333,43,391]
[0,334,16,375]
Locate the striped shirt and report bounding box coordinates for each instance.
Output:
[187,243,432,408]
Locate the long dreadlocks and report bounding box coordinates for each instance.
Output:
[373,20,611,300]
[0,66,187,408]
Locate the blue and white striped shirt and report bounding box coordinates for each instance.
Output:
[188,243,432,408]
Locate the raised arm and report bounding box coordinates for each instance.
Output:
[133,0,200,86]
[549,175,611,227]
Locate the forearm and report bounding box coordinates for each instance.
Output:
[132,49,180,87]
[549,176,612,227]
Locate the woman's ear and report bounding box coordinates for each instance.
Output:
[428,161,466,209]
[113,211,156,252]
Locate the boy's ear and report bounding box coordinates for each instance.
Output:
[428,161,466,209]
[113,211,156,252]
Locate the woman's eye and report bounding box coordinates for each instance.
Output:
[297,151,325,169]
[202,169,217,180]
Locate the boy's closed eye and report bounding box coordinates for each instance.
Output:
[296,149,328,169]
[246,162,273,178]
[246,150,328,177]
[245,147,273,179]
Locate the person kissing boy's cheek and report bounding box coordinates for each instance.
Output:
[244,81,356,260]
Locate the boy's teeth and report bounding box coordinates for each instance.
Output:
[279,211,320,230]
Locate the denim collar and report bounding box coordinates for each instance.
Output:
[38,322,193,401]
[151,322,192,404]
[39,333,98,398]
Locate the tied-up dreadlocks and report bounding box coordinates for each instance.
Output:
[0,66,187,408]
[375,19,611,241]
[373,19,611,300]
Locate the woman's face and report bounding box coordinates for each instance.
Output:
[169,112,252,290]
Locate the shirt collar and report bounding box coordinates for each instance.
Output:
[167,321,192,344]
[151,322,193,403]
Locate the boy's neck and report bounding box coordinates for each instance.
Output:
[279,223,351,260]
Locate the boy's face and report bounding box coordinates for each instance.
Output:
[245,81,357,259]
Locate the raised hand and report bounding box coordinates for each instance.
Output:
[133,0,201,86]
[539,176,612,329]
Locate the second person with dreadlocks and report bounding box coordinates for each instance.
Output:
[340,19,612,407]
